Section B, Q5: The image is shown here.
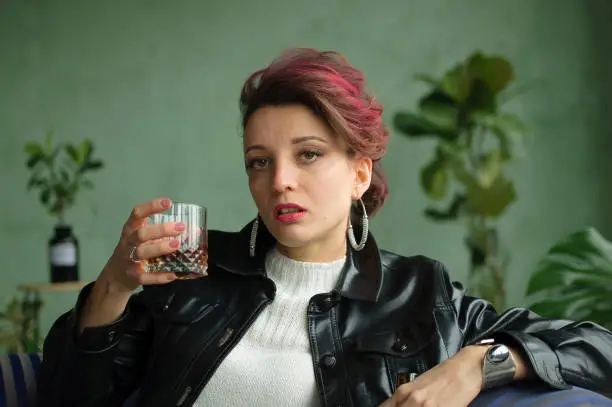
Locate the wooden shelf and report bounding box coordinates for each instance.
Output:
[17,281,89,293]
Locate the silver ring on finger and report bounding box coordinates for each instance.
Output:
[129,246,142,263]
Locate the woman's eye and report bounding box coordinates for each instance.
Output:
[247,158,268,170]
[300,150,322,162]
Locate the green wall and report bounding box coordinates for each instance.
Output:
[1,0,611,338]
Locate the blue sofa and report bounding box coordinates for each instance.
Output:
[1,353,611,407]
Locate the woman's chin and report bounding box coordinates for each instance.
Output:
[268,224,310,249]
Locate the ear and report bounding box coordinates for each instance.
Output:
[352,156,373,199]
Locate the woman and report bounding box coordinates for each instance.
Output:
[37,48,612,407]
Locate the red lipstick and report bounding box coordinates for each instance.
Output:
[274,203,306,223]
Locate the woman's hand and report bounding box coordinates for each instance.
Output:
[99,197,184,294]
[378,346,486,407]
[80,198,185,330]
[379,344,531,407]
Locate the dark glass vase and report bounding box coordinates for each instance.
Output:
[49,224,79,283]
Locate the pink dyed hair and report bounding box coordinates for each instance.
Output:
[239,47,390,217]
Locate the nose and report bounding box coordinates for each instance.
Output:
[272,160,298,193]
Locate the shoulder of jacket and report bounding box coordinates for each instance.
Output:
[379,249,445,273]
[378,249,459,303]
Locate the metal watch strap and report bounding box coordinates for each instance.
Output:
[477,339,517,389]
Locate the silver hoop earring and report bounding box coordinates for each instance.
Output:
[348,198,368,251]
[249,216,259,257]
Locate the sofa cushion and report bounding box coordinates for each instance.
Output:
[470,382,612,406]
[0,353,42,407]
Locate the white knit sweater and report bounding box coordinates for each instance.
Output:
[194,247,346,407]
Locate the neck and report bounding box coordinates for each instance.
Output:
[276,223,348,263]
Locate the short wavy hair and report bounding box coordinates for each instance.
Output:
[239,48,390,217]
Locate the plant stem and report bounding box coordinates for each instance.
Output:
[489,258,506,309]
[46,151,59,218]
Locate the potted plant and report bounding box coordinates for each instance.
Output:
[24,129,104,282]
[392,51,529,311]
[526,227,612,330]
[0,296,39,353]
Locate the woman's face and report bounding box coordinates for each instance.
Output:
[244,104,372,256]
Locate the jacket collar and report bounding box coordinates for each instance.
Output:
[210,219,383,302]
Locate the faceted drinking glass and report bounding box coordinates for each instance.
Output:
[143,202,208,279]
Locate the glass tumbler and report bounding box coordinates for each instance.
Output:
[143,202,208,279]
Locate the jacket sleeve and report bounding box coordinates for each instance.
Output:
[37,282,153,407]
[438,264,612,398]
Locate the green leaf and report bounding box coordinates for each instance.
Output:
[474,176,516,217]
[420,153,449,200]
[51,144,62,161]
[420,103,459,132]
[413,73,441,88]
[66,144,80,163]
[393,112,456,140]
[451,162,516,217]
[80,140,92,162]
[44,129,54,154]
[527,228,612,295]
[24,142,44,157]
[440,64,472,103]
[529,290,612,324]
[528,290,593,319]
[423,194,466,222]
[60,169,70,183]
[418,90,457,110]
[467,53,514,95]
[465,79,496,113]
[476,113,527,159]
[525,227,612,328]
[478,150,504,188]
[26,155,42,169]
[436,140,464,159]
[84,160,103,171]
[26,176,46,191]
[40,188,51,205]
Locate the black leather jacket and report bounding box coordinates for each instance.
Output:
[38,221,612,406]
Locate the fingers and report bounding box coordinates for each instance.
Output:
[377,397,395,407]
[124,198,172,234]
[135,237,180,261]
[127,266,176,285]
[128,221,185,248]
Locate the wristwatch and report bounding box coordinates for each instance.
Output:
[476,338,516,389]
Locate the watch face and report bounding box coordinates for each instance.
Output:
[487,344,510,364]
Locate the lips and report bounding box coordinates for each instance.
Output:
[274,203,306,223]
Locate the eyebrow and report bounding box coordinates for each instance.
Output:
[244,136,328,154]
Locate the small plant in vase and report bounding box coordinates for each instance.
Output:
[393,52,530,311]
[24,130,104,282]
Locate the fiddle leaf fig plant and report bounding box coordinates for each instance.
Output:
[526,227,612,329]
[24,129,104,224]
[393,51,530,311]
